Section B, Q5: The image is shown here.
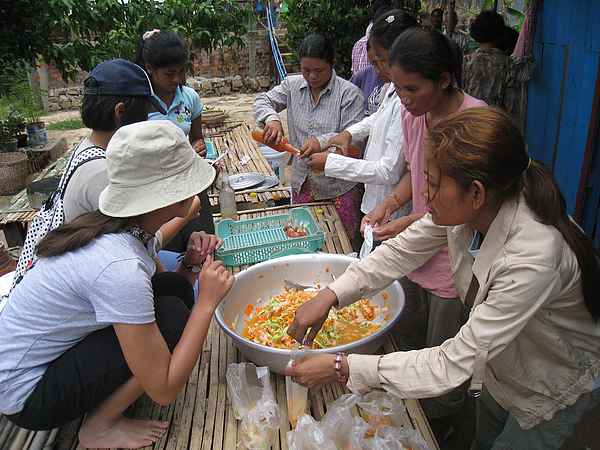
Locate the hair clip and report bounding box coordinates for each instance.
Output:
[143,29,161,41]
[386,15,395,23]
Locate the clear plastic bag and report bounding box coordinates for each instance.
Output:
[357,390,407,437]
[286,343,310,427]
[286,414,338,450]
[362,425,430,450]
[241,397,286,450]
[320,394,369,450]
[359,224,375,259]
[226,362,275,420]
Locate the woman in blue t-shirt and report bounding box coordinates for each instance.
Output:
[136,29,206,155]
[136,30,215,253]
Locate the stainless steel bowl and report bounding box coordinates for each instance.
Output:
[215,253,405,374]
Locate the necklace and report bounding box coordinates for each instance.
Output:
[126,225,153,245]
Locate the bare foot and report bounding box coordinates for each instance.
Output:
[78,415,169,449]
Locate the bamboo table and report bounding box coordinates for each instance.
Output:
[0,203,438,450]
[205,121,291,211]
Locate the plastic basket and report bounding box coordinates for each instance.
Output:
[216,207,324,266]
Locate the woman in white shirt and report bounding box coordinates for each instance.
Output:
[307,10,419,224]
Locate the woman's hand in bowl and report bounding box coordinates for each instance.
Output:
[287,287,337,346]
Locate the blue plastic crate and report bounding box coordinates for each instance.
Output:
[215,207,324,266]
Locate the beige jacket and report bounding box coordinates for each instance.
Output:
[329,195,600,429]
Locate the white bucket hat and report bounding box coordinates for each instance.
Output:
[99,120,216,217]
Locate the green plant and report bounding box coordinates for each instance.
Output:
[46,118,85,130]
[10,82,43,125]
[0,121,11,149]
[1,0,255,83]
[281,0,379,79]
[481,0,526,30]
[3,106,26,137]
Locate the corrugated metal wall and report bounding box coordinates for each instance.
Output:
[524,0,600,246]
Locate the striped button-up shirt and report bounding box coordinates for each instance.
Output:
[253,71,364,199]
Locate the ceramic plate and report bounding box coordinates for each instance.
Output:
[216,172,265,190]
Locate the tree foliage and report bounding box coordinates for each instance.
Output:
[281,0,374,79]
[0,0,254,82]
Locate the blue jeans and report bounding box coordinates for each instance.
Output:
[471,385,600,449]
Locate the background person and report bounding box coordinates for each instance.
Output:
[0,121,234,449]
[462,11,517,116]
[286,107,600,450]
[253,34,365,249]
[136,29,215,255]
[308,10,419,239]
[429,7,443,30]
[444,9,470,56]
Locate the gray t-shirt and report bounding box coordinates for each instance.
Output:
[63,137,109,223]
[0,232,157,415]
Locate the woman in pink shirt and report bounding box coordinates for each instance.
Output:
[361,27,486,443]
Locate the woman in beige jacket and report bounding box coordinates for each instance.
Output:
[285,107,600,449]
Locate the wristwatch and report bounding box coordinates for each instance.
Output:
[181,256,202,274]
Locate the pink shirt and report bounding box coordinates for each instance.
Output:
[402,92,487,297]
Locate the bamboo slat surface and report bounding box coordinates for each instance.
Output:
[205,122,291,209]
[0,203,438,450]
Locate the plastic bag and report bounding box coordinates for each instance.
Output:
[286,342,310,427]
[226,362,274,420]
[359,224,375,259]
[241,397,286,450]
[286,414,337,450]
[362,425,430,450]
[357,390,407,437]
[320,394,369,450]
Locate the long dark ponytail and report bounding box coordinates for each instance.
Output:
[523,160,600,319]
[426,107,600,320]
[36,210,136,258]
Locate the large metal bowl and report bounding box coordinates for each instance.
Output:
[215,253,405,374]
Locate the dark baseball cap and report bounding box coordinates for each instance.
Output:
[84,58,167,115]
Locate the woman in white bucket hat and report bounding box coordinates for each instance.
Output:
[0,121,234,449]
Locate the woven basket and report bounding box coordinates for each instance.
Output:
[0,151,28,195]
[202,109,227,127]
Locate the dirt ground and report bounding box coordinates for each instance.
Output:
[4,93,600,449]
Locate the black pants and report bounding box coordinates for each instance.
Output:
[162,191,214,253]
[6,272,194,430]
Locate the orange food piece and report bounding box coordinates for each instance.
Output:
[258,274,264,279]
[382,293,388,300]
[245,304,254,316]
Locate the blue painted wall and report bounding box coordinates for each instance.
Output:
[524,0,600,245]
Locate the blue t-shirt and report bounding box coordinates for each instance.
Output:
[148,85,203,136]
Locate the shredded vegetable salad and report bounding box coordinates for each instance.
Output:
[241,288,388,349]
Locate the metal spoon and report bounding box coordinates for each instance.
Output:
[284,279,315,291]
